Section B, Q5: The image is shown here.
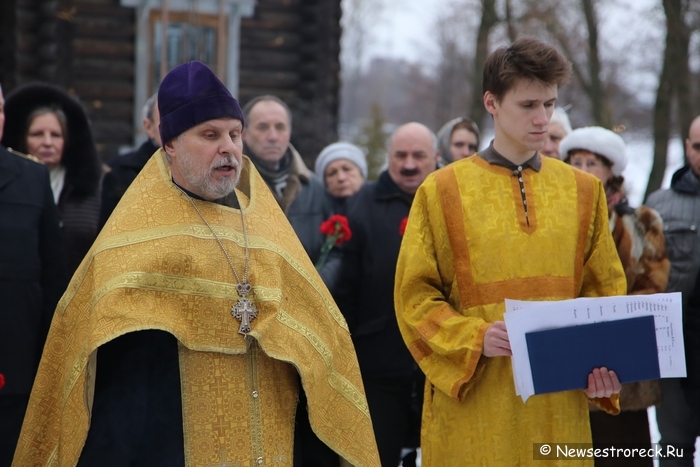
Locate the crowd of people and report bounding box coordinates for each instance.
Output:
[1,36,700,467]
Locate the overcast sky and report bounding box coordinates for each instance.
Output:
[353,0,686,204]
[365,0,444,63]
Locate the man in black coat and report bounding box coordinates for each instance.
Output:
[335,122,439,467]
[99,93,161,228]
[647,114,700,465]
[0,84,67,467]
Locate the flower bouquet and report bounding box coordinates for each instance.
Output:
[316,214,352,271]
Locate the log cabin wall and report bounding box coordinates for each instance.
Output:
[239,0,341,165]
[0,0,341,165]
[0,0,73,89]
[0,0,135,160]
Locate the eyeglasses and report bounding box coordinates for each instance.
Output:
[570,158,607,170]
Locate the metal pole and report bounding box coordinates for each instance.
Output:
[160,0,169,81]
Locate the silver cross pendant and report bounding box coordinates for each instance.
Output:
[231,282,258,335]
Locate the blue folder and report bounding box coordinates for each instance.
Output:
[526,315,660,395]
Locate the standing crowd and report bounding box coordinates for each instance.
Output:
[1,36,699,467]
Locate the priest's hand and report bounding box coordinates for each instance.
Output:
[483,321,512,357]
[584,367,621,399]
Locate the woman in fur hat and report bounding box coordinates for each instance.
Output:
[561,126,670,466]
[2,83,102,276]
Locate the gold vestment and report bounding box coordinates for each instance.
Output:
[395,156,627,466]
[13,152,379,467]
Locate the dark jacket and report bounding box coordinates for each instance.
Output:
[57,181,101,275]
[335,170,416,377]
[2,83,103,276]
[247,145,341,291]
[647,165,700,389]
[99,140,159,228]
[0,146,67,396]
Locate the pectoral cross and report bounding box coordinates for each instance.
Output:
[231,282,258,335]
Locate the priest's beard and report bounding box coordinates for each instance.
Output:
[178,150,241,200]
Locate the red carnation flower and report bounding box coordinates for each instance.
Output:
[316,215,353,271]
[319,214,352,245]
[399,217,408,236]
[0,373,5,390]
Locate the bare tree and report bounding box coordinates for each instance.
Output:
[689,1,700,118]
[646,0,693,199]
[339,0,386,126]
[518,0,611,126]
[504,0,518,43]
[355,101,388,181]
[675,0,695,147]
[579,0,608,127]
[432,0,478,127]
[469,0,499,130]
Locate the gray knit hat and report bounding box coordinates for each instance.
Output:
[314,142,368,181]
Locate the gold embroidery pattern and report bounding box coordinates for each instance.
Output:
[394,157,626,466]
[12,152,380,467]
[247,338,265,463]
[276,310,369,416]
[60,224,345,330]
[91,272,281,309]
[179,339,297,466]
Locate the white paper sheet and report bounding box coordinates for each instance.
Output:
[503,292,685,403]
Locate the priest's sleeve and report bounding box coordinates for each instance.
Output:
[576,174,628,414]
[394,179,489,403]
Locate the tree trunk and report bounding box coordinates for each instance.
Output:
[581,0,609,127]
[673,0,692,155]
[504,0,517,43]
[469,0,499,130]
[645,0,679,200]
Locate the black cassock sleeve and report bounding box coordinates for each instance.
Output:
[78,330,184,467]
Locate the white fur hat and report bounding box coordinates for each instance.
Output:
[559,126,627,176]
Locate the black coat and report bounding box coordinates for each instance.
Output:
[246,145,342,293]
[99,140,159,229]
[0,150,67,466]
[1,83,102,276]
[0,147,67,396]
[335,171,417,378]
[648,166,700,399]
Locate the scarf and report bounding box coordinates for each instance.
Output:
[245,146,301,214]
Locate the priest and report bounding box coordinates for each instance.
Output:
[12,61,379,467]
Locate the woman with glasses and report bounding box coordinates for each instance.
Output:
[561,126,670,467]
[436,116,480,166]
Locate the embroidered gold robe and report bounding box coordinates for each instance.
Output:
[394,156,627,466]
[13,151,379,467]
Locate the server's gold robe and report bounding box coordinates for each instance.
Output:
[13,152,379,467]
[395,156,626,466]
